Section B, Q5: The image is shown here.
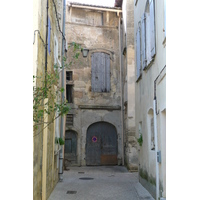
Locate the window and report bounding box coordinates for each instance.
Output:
[48,16,51,54]
[66,114,73,126]
[91,52,110,92]
[139,0,156,71]
[163,0,166,39]
[66,71,73,81]
[148,108,155,150]
[66,85,73,103]
[66,71,73,103]
[54,36,58,65]
[136,27,141,80]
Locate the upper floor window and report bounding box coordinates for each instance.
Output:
[163,0,166,40]
[136,0,156,81]
[66,71,73,103]
[143,0,156,68]
[91,52,110,92]
[48,16,51,54]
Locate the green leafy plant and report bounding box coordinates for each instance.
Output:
[137,133,143,146]
[55,137,65,145]
[33,42,81,136]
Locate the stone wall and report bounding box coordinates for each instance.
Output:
[122,0,138,171]
[65,5,123,167]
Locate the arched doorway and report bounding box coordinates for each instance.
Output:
[86,122,118,166]
[64,130,77,168]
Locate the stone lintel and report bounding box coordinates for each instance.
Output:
[79,105,121,110]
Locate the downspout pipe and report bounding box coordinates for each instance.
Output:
[45,0,49,86]
[59,0,66,182]
[119,15,124,166]
[153,65,166,200]
[153,97,159,200]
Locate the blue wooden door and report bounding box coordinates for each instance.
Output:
[86,122,118,165]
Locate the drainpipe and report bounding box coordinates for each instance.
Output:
[153,65,166,200]
[153,97,159,200]
[119,15,124,166]
[59,0,66,182]
[45,0,49,87]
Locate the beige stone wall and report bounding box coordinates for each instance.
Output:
[121,0,138,171]
[65,5,123,166]
[33,0,63,199]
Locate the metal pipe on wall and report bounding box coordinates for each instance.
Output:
[153,98,159,200]
[119,15,124,166]
[59,0,66,182]
[153,65,166,199]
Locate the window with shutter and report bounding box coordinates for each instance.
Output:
[144,0,156,67]
[136,28,141,80]
[141,13,146,70]
[145,1,151,66]
[164,0,166,39]
[48,16,51,54]
[150,0,156,58]
[91,52,110,92]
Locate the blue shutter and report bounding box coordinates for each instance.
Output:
[141,13,146,70]
[150,0,156,58]
[91,53,110,92]
[164,0,166,38]
[136,28,141,80]
[48,16,51,54]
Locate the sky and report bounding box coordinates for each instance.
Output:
[67,0,116,7]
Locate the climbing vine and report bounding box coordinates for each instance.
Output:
[33,42,82,136]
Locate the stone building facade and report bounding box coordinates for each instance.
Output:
[64,2,124,167]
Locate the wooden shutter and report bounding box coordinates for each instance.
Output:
[136,28,141,80]
[145,12,151,66]
[164,0,166,38]
[48,16,51,54]
[91,52,99,92]
[150,0,156,58]
[141,13,146,70]
[105,53,110,92]
[91,52,110,92]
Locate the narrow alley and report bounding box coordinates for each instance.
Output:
[48,166,154,200]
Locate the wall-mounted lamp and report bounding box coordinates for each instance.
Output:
[81,48,89,57]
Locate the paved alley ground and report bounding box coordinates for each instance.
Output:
[48,166,154,200]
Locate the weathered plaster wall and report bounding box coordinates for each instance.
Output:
[134,0,166,198]
[65,5,123,166]
[33,0,63,199]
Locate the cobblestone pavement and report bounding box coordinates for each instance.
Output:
[48,166,154,200]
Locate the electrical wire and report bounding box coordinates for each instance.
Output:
[33,30,46,47]
[51,0,66,41]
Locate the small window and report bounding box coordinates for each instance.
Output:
[66,71,73,81]
[66,71,73,103]
[150,117,155,150]
[148,108,155,150]
[66,85,73,103]
[66,114,73,126]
